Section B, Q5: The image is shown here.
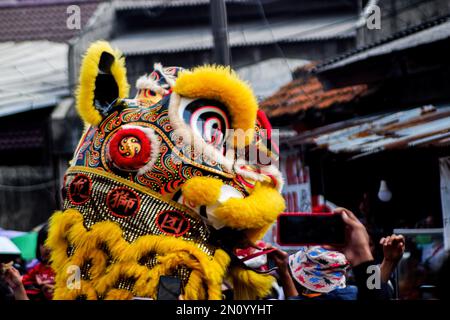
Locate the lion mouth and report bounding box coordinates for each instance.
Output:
[207,228,276,275]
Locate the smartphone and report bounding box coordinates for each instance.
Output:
[277,212,345,246]
[157,275,182,300]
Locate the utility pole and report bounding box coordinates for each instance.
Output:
[210,0,231,66]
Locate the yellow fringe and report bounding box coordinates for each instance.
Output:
[173,65,258,146]
[76,41,130,126]
[104,289,134,300]
[47,209,230,300]
[181,176,223,207]
[54,280,98,300]
[230,267,275,300]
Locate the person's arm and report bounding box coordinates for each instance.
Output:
[267,247,299,298]
[331,208,392,300]
[379,234,405,283]
[277,267,299,298]
[3,266,29,300]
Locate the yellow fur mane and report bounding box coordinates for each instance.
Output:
[173,65,258,146]
[76,41,129,126]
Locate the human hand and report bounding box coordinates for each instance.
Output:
[380,234,405,263]
[3,265,23,290]
[380,234,405,282]
[36,274,54,286]
[265,246,298,298]
[36,274,44,286]
[266,246,289,273]
[1,264,29,300]
[0,261,13,275]
[42,283,55,296]
[328,208,373,267]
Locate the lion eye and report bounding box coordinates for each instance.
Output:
[179,98,231,150]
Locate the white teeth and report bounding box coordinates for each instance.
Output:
[240,254,268,269]
[216,184,244,203]
[179,184,244,230]
[202,207,226,230]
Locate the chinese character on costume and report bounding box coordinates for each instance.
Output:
[47,41,285,300]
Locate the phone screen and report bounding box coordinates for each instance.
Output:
[277,213,345,246]
[157,276,182,300]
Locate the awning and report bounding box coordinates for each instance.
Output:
[0,230,38,261]
[0,41,69,117]
[0,236,21,260]
[111,14,356,55]
[287,105,450,158]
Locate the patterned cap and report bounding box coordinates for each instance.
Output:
[288,246,350,293]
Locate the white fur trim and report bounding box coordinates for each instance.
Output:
[121,124,161,176]
[234,159,262,181]
[234,159,284,192]
[154,63,176,88]
[260,163,284,192]
[168,93,234,173]
[241,254,268,269]
[135,75,168,95]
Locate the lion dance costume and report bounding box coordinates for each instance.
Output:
[47,41,285,300]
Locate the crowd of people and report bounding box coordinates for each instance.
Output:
[1,225,54,301]
[0,208,448,301]
[256,208,407,300]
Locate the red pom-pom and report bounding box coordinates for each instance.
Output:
[108,128,151,171]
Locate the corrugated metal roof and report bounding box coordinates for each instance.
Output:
[111,14,356,55]
[307,105,450,157]
[0,41,69,117]
[315,16,450,73]
[0,1,101,42]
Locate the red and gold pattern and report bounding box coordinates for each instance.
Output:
[48,41,285,300]
[108,128,151,171]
